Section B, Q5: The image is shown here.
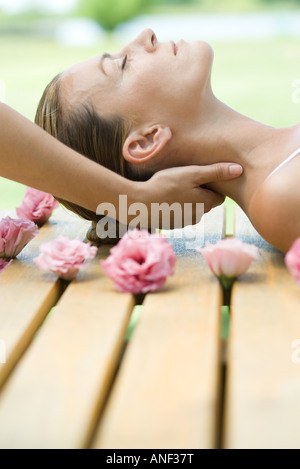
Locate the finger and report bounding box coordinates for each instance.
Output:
[194,162,243,184]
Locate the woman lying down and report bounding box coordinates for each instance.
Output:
[35,28,300,253]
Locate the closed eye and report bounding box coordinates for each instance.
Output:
[122,55,128,70]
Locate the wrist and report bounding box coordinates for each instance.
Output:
[122,180,152,228]
[127,180,150,207]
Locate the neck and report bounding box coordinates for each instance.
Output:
[174,93,300,214]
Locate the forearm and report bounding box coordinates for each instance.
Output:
[0,103,243,228]
[0,103,136,212]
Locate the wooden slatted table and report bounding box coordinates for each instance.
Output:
[224,206,300,449]
[0,203,300,449]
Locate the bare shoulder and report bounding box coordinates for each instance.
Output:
[248,159,300,253]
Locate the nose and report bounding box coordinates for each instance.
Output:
[128,28,157,53]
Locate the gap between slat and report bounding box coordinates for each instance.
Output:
[215,199,236,448]
[86,293,146,449]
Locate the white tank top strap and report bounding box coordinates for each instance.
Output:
[267,146,300,179]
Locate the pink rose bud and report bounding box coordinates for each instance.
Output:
[197,238,259,279]
[34,235,98,281]
[16,187,59,226]
[0,258,13,274]
[285,238,300,285]
[101,228,177,294]
[0,216,39,258]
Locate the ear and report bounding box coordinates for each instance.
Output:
[123,125,172,164]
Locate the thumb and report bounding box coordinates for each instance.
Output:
[195,162,243,184]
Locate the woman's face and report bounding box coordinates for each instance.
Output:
[61,28,214,129]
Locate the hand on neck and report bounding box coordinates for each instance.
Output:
[172,94,299,214]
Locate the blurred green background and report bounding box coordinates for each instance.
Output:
[0,0,299,211]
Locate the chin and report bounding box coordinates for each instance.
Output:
[196,40,214,63]
[190,41,214,91]
[187,40,213,81]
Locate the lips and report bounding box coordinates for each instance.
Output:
[171,40,177,55]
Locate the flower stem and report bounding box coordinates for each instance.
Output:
[221,305,230,340]
[219,276,235,307]
[134,293,146,305]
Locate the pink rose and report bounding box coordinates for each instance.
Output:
[34,235,97,281]
[0,216,39,258]
[16,187,59,226]
[285,238,300,285]
[197,238,259,279]
[0,258,13,274]
[101,228,177,294]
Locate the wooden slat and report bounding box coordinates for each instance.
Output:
[92,206,225,449]
[0,243,135,449]
[0,208,89,388]
[224,206,300,449]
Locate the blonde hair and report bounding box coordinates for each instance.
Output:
[35,73,135,245]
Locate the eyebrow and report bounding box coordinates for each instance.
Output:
[99,53,112,76]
